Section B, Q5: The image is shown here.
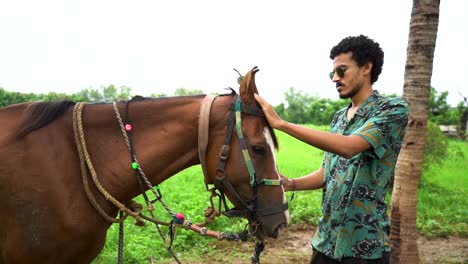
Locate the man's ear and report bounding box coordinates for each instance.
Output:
[363,62,373,76]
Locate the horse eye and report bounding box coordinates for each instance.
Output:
[251,145,266,156]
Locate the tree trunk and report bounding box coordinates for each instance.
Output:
[390,0,440,263]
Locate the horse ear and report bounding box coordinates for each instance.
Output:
[239,66,260,105]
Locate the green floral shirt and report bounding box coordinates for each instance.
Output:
[312,91,409,260]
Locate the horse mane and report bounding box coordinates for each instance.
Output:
[16,100,76,138]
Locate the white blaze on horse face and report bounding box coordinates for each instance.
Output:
[263,127,290,224]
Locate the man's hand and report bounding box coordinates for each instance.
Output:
[254,93,285,129]
[280,173,295,192]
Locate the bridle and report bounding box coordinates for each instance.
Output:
[73,92,287,264]
[198,93,289,228]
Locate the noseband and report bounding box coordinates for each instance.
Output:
[198,94,288,225]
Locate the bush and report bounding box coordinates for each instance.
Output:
[422,121,449,172]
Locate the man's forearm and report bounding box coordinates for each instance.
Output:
[277,121,370,159]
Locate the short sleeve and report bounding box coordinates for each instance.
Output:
[353,99,409,159]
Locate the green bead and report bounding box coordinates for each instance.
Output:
[132,162,138,170]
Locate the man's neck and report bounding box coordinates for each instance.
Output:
[351,86,373,108]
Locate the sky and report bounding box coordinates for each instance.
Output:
[0,0,466,106]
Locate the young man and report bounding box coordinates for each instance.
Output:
[254,35,409,263]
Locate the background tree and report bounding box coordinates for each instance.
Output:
[0,88,39,107]
[305,97,349,125]
[428,87,454,124]
[456,93,467,139]
[390,0,440,263]
[281,87,312,124]
[173,87,203,96]
[73,85,132,102]
[150,92,168,98]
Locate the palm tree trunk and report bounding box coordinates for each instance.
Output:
[390,0,440,263]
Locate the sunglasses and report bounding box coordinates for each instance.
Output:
[329,67,348,80]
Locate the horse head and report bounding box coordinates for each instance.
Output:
[203,66,290,240]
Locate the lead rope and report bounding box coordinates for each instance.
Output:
[118,211,125,264]
[112,102,182,264]
[251,241,265,264]
[73,103,140,222]
[75,101,249,263]
[113,99,249,262]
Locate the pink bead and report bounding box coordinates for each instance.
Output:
[125,124,132,131]
[176,213,185,221]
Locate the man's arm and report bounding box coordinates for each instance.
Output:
[254,94,371,158]
[283,167,325,192]
[278,122,371,159]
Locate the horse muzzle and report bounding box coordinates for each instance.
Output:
[223,201,290,239]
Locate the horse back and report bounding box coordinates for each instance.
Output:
[0,102,31,143]
[0,102,107,263]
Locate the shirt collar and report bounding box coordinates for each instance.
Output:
[354,90,381,117]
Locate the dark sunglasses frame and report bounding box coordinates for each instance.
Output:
[329,67,347,80]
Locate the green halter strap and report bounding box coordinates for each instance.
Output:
[234,96,282,187]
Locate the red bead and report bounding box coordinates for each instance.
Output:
[125,124,132,131]
[176,213,185,221]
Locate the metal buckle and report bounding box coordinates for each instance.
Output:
[219,145,230,161]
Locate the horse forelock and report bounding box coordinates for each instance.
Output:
[268,125,279,150]
[219,90,279,150]
[16,100,76,138]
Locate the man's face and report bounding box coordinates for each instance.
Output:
[330,52,366,99]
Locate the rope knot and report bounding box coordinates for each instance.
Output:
[204,206,220,224]
[128,200,145,226]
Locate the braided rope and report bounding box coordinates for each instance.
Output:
[117,211,125,263]
[73,100,259,264]
[73,103,140,221]
[112,102,176,217]
[73,103,125,223]
[112,102,181,264]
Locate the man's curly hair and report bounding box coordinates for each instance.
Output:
[330,35,384,84]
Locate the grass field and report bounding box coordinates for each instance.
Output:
[92,126,467,263]
[417,138,468,237]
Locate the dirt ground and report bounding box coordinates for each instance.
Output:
[184,225,467,264]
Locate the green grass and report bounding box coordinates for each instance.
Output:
[417,139,468,237]
[92,126,468,263]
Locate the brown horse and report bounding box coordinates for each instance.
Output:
[0,67,289,263]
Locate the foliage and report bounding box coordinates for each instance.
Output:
[276,87,312,124]
[0,85,132,106]
[422,121,449,171]
[305,97,349,125]
[0,88,39,107]
[274,86,466,133]
[150,92,168,98]
[428,87,454,125]
[456,99,468,139]
[173,87,204,96]
[428,87,468,138]
[417,139,467,237]
[276,87,349,125]
[72,85,132,102]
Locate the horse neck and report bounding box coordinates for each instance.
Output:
[82,96,205,201]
